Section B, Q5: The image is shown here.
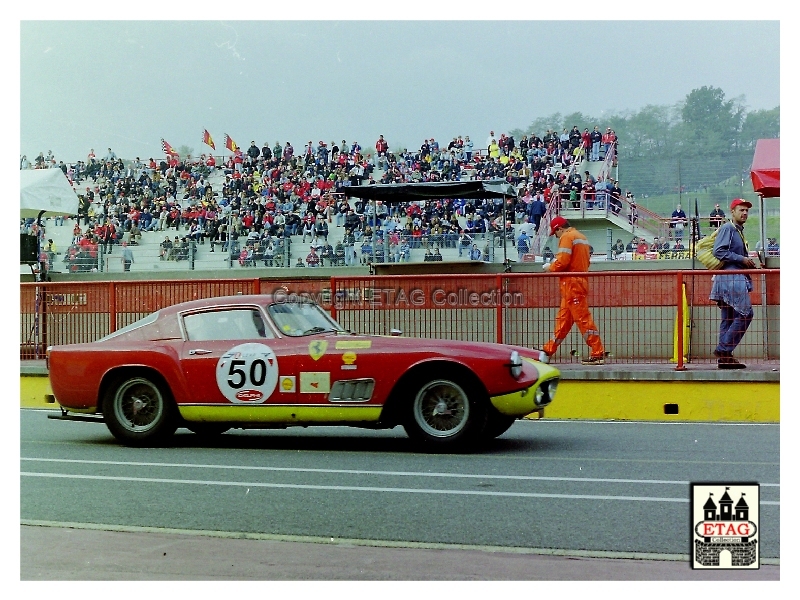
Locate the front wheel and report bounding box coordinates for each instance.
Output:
[403,377,487,451]
[103,375,177,446]
[482,408,517,440]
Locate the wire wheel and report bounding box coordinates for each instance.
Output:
[412,379,470,438]
[111,377,165,434]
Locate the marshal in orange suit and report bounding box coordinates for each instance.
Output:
[542,216,605,365]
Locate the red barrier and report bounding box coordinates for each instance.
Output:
[21,270,779,366]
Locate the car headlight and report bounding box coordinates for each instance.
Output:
[534,386,545,405]
[509,350,523,379]
[534,379,559,406]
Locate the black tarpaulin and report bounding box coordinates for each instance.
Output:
[342,179,516,203]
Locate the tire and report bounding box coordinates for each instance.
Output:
[402,376,487,451]
[185,423,230,437]
[481,408,516,440]
[103,375,178,446]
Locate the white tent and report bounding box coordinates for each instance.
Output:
[20,169,79,218]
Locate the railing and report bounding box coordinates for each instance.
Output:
[21,270,779,369]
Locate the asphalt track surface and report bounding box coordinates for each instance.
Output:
[20,409,780,580]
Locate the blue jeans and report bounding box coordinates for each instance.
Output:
[716,303,753,355]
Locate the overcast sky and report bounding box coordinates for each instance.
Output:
[19,17,780,164]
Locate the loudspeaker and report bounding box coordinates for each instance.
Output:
[20,234,38,263]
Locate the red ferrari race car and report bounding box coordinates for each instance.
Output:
[46,295,559,451]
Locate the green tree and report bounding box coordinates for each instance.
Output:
[679,86,744,155]
[177,145,195,159]
[740,107,780,149]
[620,105,678,159]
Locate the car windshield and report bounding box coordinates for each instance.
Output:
[267,302,343,337]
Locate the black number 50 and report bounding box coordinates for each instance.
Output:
[228,359,267,388]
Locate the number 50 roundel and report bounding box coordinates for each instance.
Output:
[215,343,279,403]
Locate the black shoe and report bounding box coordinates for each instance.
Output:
[580,356,605,366]
[718,356,746,369]
[713,349,731,358]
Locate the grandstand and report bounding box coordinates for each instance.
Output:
[28,167,509,275]
[23,139,701,278]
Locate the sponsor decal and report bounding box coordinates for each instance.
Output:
[300,372,331,394]
[691,483,760,569]
[335,340,372,350]
[280,376,296,393]
[309,340,328,360]
[215,343,279,404]
[341,351,357,370]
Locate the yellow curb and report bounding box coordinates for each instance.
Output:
[540,380,779,422]
[21,375,54,409]
[22,375,779,422]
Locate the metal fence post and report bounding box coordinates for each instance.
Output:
[330,276,338,321]
[109,281,117,334]
[496,274,504,345]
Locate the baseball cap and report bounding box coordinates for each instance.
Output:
[730,198,752,210]
[549,216,568,236]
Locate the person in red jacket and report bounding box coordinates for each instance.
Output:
[542,216,605,365]
[375,135,389,169]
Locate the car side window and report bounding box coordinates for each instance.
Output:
[183,309,272,341]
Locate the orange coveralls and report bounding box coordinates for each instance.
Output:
[542,227,605,359]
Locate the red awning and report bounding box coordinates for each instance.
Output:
[750,138,780,198]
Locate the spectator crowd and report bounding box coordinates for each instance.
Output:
[21,123,664,271]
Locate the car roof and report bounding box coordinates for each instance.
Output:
[158,294,278,315]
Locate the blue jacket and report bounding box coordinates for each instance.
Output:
[713,221,750,270]
[710,220,753,315]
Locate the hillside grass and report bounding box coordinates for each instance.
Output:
[634,176,780,243]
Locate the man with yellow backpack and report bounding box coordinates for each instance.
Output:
[709,199,759,369]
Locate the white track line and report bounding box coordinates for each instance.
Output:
[19,457,781,487]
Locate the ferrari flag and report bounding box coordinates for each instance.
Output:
[224,134,238,152]
[161,138,179,157]
[202,129,216,150]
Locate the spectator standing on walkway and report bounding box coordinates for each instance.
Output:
[120,241,134,272]
[709,203,725,229]
[590,126,602,161]
[670,204,687,239]
[542,216,605,365]
[710,199,758,369]
[517,230,530,261]
[529,193,547,232]
[375,135,388,168]
[464,136,473,161]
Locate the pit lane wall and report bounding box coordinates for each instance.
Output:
[21,361,779,422]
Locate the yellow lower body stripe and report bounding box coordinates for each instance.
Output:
[178,404,383,423]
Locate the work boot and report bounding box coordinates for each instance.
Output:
[718,356,746,369]
[581,356,605,366]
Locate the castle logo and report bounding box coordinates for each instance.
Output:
[691,483,760,569]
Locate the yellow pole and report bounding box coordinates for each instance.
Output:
[671,283,690,363]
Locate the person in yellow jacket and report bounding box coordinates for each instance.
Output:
[542,216,605,365]
[488,139,501,159]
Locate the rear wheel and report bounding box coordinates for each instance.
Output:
[103,375,177,446]
[403,376,487,451]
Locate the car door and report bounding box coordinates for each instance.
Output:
[179,306,288,406]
